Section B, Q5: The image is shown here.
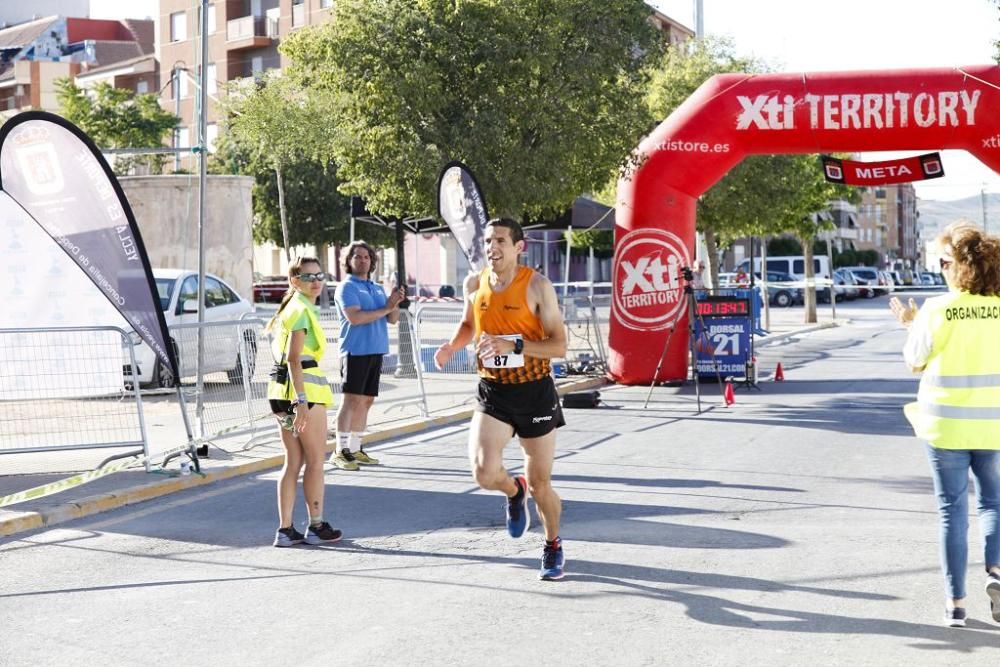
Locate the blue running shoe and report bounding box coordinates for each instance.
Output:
[505,475,530,538]
[540,544,565,580]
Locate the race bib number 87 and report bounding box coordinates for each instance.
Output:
[480,335,525,368]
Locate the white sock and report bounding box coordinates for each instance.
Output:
[336,431,350,453]
[349,432,363,451]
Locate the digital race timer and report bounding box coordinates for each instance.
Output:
[695,297,751,318]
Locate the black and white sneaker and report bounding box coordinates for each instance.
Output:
[273,525,305,547]
[944,606,967,628]
[986,572,1000,623]
[304,521,343,545]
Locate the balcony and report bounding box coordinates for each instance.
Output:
[292,3,305,28]
[226,15,277,50]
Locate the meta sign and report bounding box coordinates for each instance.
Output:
[821,152,944,186]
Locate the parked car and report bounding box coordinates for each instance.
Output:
[755,271,803,307]
[845,267,887,297]
[253,274,289,303]
[833,268,859,300]
[919,272,938,287]
[253,274,336,302]
[126,269,255,388]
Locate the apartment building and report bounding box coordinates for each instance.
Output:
[0,15,154,116]
[157,0,333,162]
[853,183,919,266]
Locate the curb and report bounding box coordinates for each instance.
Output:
[0,376,607,539]
[756,320,841,347]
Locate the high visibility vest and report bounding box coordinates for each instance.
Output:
[267,292,335,405]
[904,291,1000,450]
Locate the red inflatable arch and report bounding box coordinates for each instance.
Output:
[611,64,1000,385]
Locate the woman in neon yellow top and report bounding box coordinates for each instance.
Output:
[890,223,1000,627]
[266,257,340,548]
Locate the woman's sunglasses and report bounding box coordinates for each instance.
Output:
[939,258,952,270]
[297,272,328,283]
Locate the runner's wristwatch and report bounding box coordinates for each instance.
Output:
[513,337,524,354]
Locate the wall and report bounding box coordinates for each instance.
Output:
[119,175,255,298]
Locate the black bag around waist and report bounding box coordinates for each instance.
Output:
[270,360,318,383]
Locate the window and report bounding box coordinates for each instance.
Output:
[173,70,189,99]
[195,4,216,34]
[792,260,805,274]
[206,123,218,153]
[251,56,263,76]
[170,11,187,42]
[321,0,333,7]
[206,63,217,95]
[176,127,189,149]
[766,260,785,273]
[205,277,230,308]
[178,277,198,306]
[136,80,148,94]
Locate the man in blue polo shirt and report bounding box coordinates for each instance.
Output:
[331,241,405,470]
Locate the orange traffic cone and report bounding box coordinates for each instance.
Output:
[723,379,735,406]
[774,362,785,382]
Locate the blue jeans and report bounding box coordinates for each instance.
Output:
[925,445,1000,600]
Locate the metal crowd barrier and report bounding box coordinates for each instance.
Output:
[171,318,272,451]
[0,326,148,464]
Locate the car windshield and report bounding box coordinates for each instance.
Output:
[155,277,176,311]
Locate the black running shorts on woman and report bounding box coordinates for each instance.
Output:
[476,376,565,438]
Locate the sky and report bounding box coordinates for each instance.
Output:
[648,0,1000,202]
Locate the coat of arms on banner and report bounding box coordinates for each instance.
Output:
[13,125,64,196]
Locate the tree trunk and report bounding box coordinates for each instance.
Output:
[801,234,817,324]
[316,241,330,309]
[276,165,291,262]
[332,243,342,281]
[704,228,719,291]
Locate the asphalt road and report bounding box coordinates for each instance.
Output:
[4,290,998,665]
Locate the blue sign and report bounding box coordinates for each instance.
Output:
[693,316,751,377]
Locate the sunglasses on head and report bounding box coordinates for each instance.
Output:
[297,272,328,283]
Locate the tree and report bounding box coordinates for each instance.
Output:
[212,132,392,274]
[221,72,337,260]
[55,79,178,175]
[994,0,1000,63]
[281,0,662,220]
[766,155,857,323]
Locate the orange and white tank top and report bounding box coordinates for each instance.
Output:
[473,266,550,383]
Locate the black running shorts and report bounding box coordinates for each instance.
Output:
[475,376,566,438]
[341,353,383,396]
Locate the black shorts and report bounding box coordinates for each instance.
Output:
[341,353,383,396]
[476,376,566,438]
[269,400,316,414]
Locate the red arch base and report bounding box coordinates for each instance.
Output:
[610,65,1000,385]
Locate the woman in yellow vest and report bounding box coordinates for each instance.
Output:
[266,257,341,547]
[890,222,1000,627]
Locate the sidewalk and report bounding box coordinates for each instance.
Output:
[0,307,839,539]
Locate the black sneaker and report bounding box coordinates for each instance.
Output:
[944,606,967,628]
[304,521,343,545]
[273,525,305,547]
[987,572,1000,623]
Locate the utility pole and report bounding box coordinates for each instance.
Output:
[982,186,989,233]
[195,0,209,436]
[694,0,704,37]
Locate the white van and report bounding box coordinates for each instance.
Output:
[735,256,834,302]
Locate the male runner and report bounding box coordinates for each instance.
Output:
[434,217,568,580]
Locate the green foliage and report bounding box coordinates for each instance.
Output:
[769,237,803,256]
[826,246,880,268]
[220,72,345,255]
[281,0,662,220]
[566,229,614,256]
[55,79,178,175]
[995,0,1000,63]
